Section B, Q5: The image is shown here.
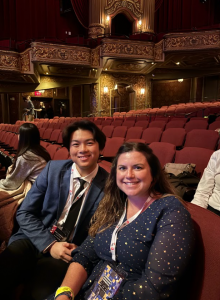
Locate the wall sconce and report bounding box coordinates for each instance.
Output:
[106,15,110,27]
[140,88,145,95]
[178,79,183,83]
[104,86,109,94]
[138,19,142,32]
[114,84,118,90]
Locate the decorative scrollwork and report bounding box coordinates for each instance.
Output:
[58,49,69,60]
[31,43,91,65]
[91,47,101,67]
[32,47,57,59]
[164,32,220,51]
[101,40,154,59]
[0,54,19,69]
[20,52,30,72]
[154,40,164,62]
[105,0,142,18]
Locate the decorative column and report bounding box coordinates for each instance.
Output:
[190,77,198,103]
[89,0,106,38]
[141,0,155,33]
[146,79,152,107]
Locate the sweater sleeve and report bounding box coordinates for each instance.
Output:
[71,235,100,276]
[191,151,217,209]
[0,154,45,190]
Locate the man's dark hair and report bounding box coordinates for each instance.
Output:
[62,120,106,151]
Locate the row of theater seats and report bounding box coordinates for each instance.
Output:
[3,116,220,134]
[0,114,218,176]
[93,117,220,132]
[2,117,220,151]
[101,127,219,150]
[100,141,213,177]
[114,101,220,118]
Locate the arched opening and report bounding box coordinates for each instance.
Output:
[111,13,133,36]
[110,84,136,115]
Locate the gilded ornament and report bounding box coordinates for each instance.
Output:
[20,52,30,72]
[58,49,69,60]
[0,55,19,69]
[105,0,142,18]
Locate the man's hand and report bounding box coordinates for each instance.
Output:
[49,242,78,263]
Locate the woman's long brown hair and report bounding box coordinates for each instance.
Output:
[89,142,175,237]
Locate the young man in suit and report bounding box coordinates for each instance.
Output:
[0,120,109,300]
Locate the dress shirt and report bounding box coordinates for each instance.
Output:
[192,150,220,211]
[58,163,99,226]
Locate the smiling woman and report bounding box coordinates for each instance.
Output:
[48,142,195,300]
[116,151,153,212]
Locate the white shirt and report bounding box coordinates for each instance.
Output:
[58,163,99,226]
[192,150,220,211]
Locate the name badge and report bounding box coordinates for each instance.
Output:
[87,263,127,300]
[50,223,70,242]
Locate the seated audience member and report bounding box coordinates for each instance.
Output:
[48,142,195,300]
[0,120,108,300]
[192,149,220,216]
[0,123,50,191]
[0,123,51,246]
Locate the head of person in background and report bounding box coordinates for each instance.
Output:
[90,142,175,235]
[62,120,106,176]
[9,123,51,174]
[24,95,31,102]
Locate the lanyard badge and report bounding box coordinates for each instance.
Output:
[50,221,70,242]
[86,262,127,300]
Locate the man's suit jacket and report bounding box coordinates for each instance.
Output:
[9,160,109,252]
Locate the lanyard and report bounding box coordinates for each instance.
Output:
[110,196,152,261]
[63,163,90,223]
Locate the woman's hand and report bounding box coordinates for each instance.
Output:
[49,242,77,263]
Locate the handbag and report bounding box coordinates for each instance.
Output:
[164,163,196,176]
[164,163,200,200]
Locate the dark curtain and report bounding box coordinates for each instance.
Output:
[155,0,217,34]
[70,0,89,29]
[0,0,86,41]
[155,0,164,12]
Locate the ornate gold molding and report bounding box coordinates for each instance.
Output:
[101,39,154,59]
[20,51,31,72]
[91,46,101,68]
[154,40,164,62]
[105,0,142,18]
[164,31,220,52]
[0,51,20,71]
[31,42,91,65]
[88,23,105,39]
